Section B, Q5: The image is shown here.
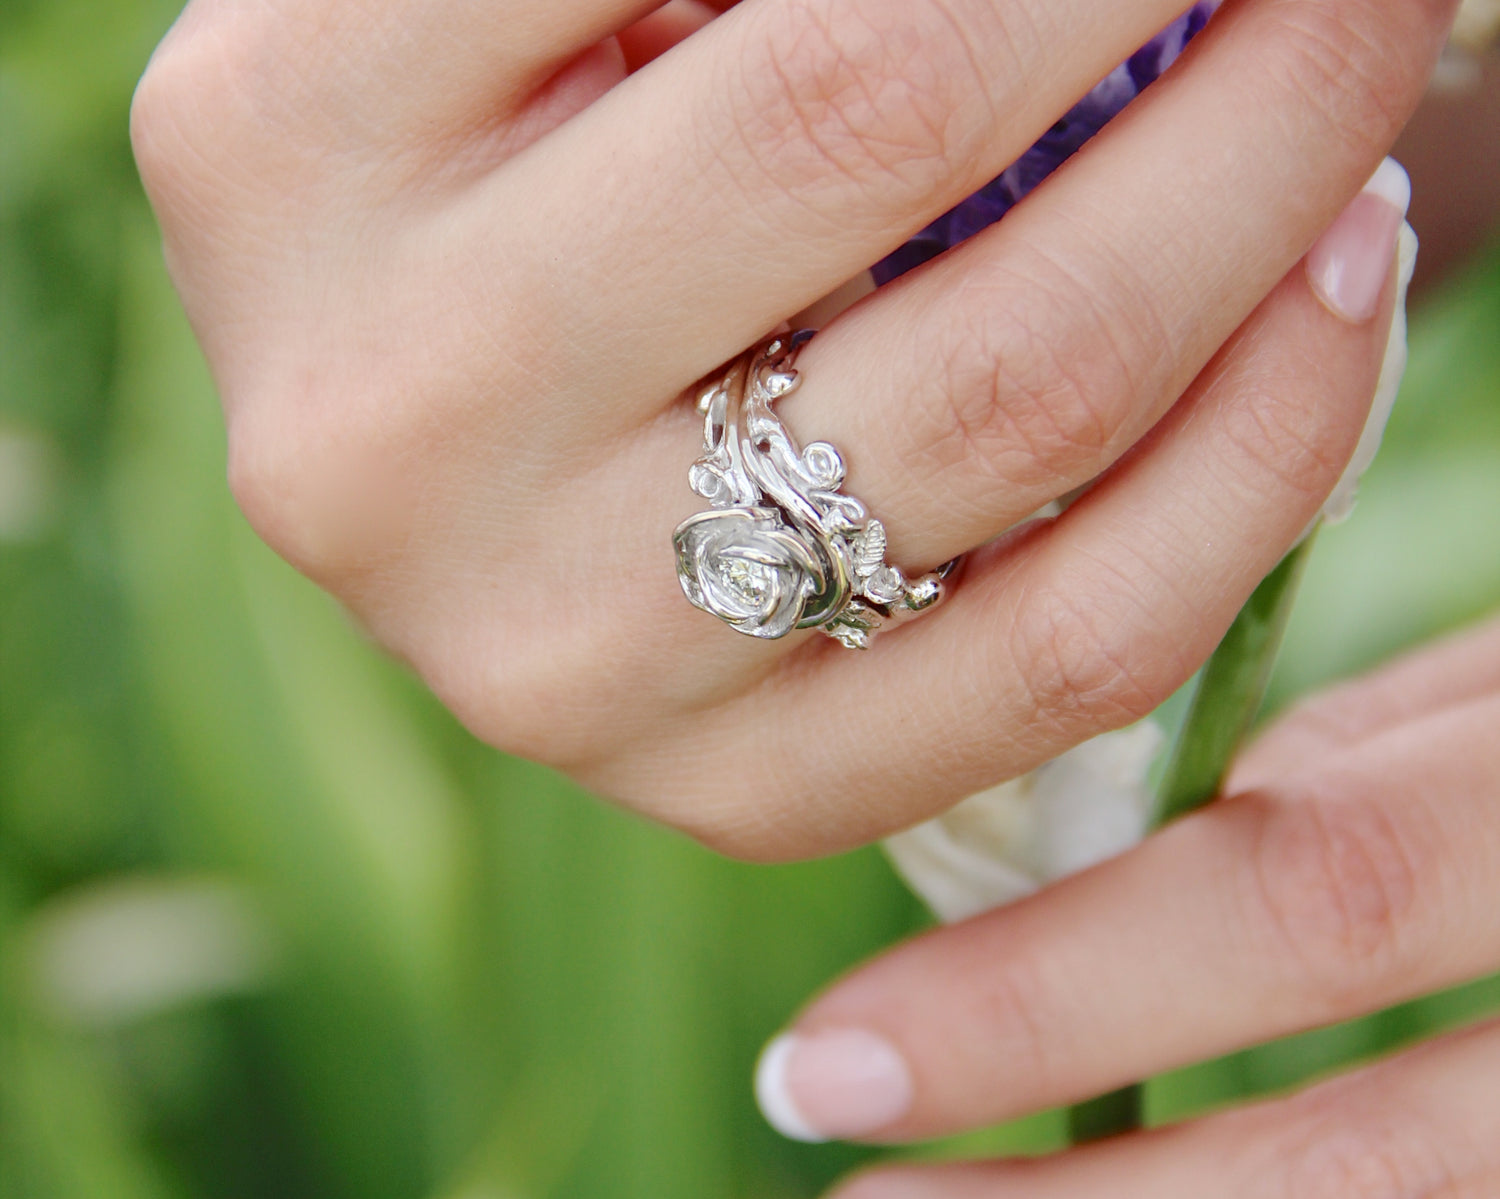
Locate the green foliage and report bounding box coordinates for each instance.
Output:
[2,3,1497,1196]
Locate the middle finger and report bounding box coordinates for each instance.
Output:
[782,0,1445,564]
[454,0,1225,399]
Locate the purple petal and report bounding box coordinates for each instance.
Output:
[871,3,1215,286]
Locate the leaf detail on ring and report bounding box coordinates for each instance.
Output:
[853,520,887,579]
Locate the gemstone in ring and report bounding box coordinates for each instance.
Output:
[673,332,955,650]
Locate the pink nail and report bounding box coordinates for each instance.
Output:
[755,1029,914,1142]
[1306,158,1411,324]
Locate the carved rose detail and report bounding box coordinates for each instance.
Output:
[673,508,839,640]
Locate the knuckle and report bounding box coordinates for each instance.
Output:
[962,951,1066,1097]
[1244,786,1424,1006]
[732,0,987,210]
[424,646,575,763]
[1217,380,1352,505]
[685,817,793,864]
[224,404,338,579]
[674,755,822,863]
[1259,0,1415,151]
[1285,1130,1413,1199]
[379,601,642,787]
[901,222,1182,505]
[225,389,411,585]
[130,33,219,205]
[1271,1104,1460,1199]
[1008,575,1183,731]
[916,263,1139,491]
[609,774,787,863]
[131,12,330,217]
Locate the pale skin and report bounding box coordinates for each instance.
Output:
[132,0,1456,863]
[132,0,1480,1189]
[801,616,1500,1197]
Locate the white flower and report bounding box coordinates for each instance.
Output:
[1429,0,1498,90]
[883,722,1164,923]
[1452,0,1500,52]
[1322,219,1420,524]
[22,876,278,1026]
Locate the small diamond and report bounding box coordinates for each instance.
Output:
[764,371,797,397]
[863,565,904,605]
[720,558,774,604]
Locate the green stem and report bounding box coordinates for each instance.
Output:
[1154,534,1318,827]
[1064,533,1318,1145]
[1065,1085,1142,1145]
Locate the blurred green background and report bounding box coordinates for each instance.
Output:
[3,3,1499,1197]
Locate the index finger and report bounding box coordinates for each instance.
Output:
[756,688,1500,1142]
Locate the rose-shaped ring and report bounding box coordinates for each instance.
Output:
[672,333,956,650]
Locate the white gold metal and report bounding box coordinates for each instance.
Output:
[673,332,954,649]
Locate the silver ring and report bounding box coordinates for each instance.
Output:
[673,332,956,650]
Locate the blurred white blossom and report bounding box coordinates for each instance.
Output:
[0,425,60,542]
[1431,0,1499,90]
[24,875,278,1026]
[1453,0,1500,53]
[884,722,1164,923]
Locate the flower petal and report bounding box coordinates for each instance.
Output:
[1321,220,1419,523]
[870,4,1216,285]
[883,722,1164,923]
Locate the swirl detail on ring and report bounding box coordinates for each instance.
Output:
[673,333,950,649]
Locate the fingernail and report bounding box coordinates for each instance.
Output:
[1306,157,1411,324]
[754,1029,914,1142]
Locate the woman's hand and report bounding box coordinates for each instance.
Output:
[132,0,1454,860]
[754,615,1500,1196]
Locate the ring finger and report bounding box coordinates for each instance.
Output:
[594,242,1401,855]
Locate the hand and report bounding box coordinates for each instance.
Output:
[132,0,1453,860]
[754,615,1500,1197]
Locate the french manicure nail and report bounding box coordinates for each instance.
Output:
[755,1029,914,1143]
[1306,157,1411,324]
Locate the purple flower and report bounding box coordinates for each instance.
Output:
[871,4,1215,286]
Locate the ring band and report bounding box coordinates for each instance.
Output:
[673,332,956,649]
